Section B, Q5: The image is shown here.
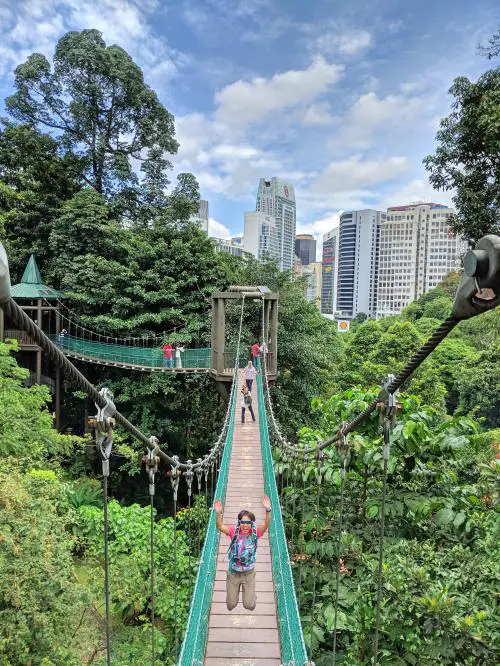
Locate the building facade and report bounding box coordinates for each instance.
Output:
[302,262,322,308]
[321,227,338,315]
[190,199,209,232]
[376,203,466,318]
[295,234,316,266]
[243,212,280,263]
[336,209,384,319]
[210,236,248,258]
[256,178,296,270]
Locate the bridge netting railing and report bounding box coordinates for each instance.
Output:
[257,363,309,665]
[51,335,212,369]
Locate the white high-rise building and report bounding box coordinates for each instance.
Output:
[243,212,280,263]
[321,227,339,315]
[376,203,467,318]
[190,199,209,232]
[336,210,385,319]
[256,178,296,270]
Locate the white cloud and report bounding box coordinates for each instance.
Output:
[303,102,336,126]
[208,217,232,238]
[314,29,372,56]
[215,57,344,130]
[344,91,427,147]
[312,155,408,195]
[0,0,186,80]
[378,177,454,210]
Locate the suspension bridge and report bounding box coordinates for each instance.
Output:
[0,235,499,666]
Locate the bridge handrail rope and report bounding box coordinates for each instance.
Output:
[177,295,247,665]
[257,362,309,666]
[45,297,188,344]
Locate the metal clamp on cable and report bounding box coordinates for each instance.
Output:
[146,436,160,497]
[93,387,116,478]
[452,234,500,320]
[338,422,349,479]
[185,460,194,499]
[170,455,180,502]
[377,374,400,463]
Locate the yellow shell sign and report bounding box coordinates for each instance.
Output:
[337,320,350,333]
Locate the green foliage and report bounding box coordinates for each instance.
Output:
[424,60,500,241]
[282,387,498,664]
[0,341,75,461]
[0,467,97,665]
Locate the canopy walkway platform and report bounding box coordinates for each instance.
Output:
[206,372,281,664]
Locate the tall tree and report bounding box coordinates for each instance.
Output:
[6,29,178,198]
[424,39,500,242]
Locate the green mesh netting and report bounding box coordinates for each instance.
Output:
[257,368,308,666]
[50,335,211,369]
[177,378,237,664]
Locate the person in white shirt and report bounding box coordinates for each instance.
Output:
[175,345,185,369]
[243,360,258,391]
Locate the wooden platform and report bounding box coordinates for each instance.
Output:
[205,373,281,665]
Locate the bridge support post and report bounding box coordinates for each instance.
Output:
[269,298,278,376]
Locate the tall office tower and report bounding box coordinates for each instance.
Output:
[302,262,322,308]
[295,234,317,266]
[336,210,384,318]
[243,212,280,263]
[321,227,338,315]
[376,203,467,318]
[256,178,296,270]
[190,199,209,232]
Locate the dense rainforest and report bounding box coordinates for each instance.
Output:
[0,28,498,666]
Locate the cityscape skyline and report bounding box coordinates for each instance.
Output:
[1,1,496,253]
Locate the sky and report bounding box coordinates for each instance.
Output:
[0,0,498,254]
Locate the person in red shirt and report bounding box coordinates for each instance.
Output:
[162,342,173,368]
[251,341,260,368]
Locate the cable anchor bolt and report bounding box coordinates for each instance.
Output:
[185,460,194,498]
[169,455,181,502]
[145,436,160,496]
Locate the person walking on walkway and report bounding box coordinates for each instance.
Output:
[162,342,173,368]
[251,341,260,368]
[214,495,272,611]
[243,360,258,391]
[240,384,256,424]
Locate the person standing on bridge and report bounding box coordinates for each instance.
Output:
[243,360,258,391]
[241,384,256,424]
[214,495,271,611]
[251,341,260,368]
[175,344,185,369]
[162,342,173,368]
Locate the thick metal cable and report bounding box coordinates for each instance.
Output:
[150,495,156,666]
[2,297,226,472]
[102,476,112,666]
[262,317,460,457]
[332,459,347,665]
[173,494,178,656]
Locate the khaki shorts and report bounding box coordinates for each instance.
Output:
[226,569,257,611]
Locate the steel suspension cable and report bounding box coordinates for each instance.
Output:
[102,475,112,666]
[332,454,347,665]
[150,494,156,666]
[309,456,323,662]
[372,421,391,664]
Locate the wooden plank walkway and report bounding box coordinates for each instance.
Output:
[205,372,281,666]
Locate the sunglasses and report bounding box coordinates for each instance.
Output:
[239,520,252,525]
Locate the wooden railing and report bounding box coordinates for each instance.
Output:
[4,329,39,347]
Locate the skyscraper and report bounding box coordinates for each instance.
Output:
[376,203,466,318]
[336,210,384,318]
[321,227,338,315]
[256,178,296,270]
[190,199,209,232]
[243,212,280,263]
[295,234,316,266]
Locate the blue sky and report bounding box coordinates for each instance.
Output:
[0,0,498,250]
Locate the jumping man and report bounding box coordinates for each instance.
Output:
[214,495,271,611]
